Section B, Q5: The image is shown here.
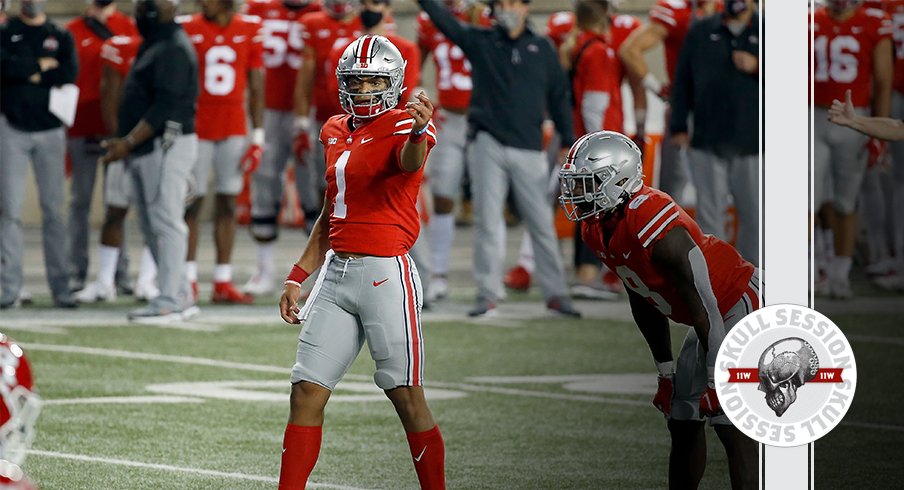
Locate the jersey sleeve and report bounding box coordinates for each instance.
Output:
[649,0,685,33]
[869,7,894,44]
[391,113,437,171]
[100,37,132,78]
[246,17,265,70]
[626,192,684,249]
[416,12,438,52]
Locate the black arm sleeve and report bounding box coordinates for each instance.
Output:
[42,30,78,86]
[669,23,696,135]
[0,30,40,81]
[545,40,575,149]
[627,288,673,363]
[144,45,195,132]
[417,0,473,54]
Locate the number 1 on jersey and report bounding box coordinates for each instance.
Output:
[333,150,350,219]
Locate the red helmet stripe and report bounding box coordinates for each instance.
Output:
[359,35,373,64]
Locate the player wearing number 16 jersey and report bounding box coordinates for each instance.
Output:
[559,131,758,489]
[812,1,892,299]
[178,0,265,304]
[276,35,444,489]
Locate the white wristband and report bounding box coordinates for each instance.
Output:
[293,116,312,132]
[284,280,303,288]
[655,360,674,377]
[252,128,265,146]
[642,73,663,94]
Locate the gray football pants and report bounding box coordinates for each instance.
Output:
[467,131,568,302]
[0,120,72,302]
[129,135,197,311]
[687,148,760,267]
[67,137,129,286]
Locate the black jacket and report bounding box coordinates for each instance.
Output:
[0,17,78,132]
[417,0,574,151]
[669,13,760,158]
[118,22,198,156]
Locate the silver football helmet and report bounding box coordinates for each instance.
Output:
[336,35,406,119]
[559,131,644,221]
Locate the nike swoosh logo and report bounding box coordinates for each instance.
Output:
[414,446,427,462]
[361,137,373,144]
[82,39,93,47]
[622,252,631,259]
[282,447,287,453]
[373,278,389,287]
[11,35,23,42]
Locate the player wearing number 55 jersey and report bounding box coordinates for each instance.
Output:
[812,0,892,299]
[277,35,444,489]
[559,131,759,489]
[178,1,265,304]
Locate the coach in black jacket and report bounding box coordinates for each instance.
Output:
[669,0,760,267]
[0,0,79,309]
[99,0,200,323]
[416,0,580,318]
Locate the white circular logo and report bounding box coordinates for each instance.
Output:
[715,304,857,447]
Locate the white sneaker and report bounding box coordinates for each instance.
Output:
[865,258,897,276]
[135,282,160,302]
[830,278,854,300]
[74,281,117,303]
[242,270,274,296]
[128,305,183,324]
[873,273,903,292]
[427,276,449,302]
[17,289,33,305]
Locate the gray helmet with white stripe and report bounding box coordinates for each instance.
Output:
[336,35,406,119]
[559,130,643,221]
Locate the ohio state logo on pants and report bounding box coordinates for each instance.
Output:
[714,304,857,447]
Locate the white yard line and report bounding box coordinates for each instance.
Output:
[44,396,204,406]
[26,450,371,489]
[22,343,288,374]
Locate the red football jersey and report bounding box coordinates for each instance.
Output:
[580,187,755,325]
[545,11,639,52]
[812,5,893,108]
[417,11,486,111]
[66,11,138,137]
[99,35,141,78]
[649,0,722,81]
[571,31,624,135]
[300,11,363,121]
[867,0,904,93]
[325,33,421,114]
[179,13,265,140]
[244,0,321,111]
[320,109,437,256]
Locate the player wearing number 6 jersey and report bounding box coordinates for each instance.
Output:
[277,35,444,489]
[559,131,758,489]
[178,1,265,303]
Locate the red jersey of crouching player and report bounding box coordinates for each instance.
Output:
[416,7,489,111]
[100,35,142,78]
[581,187,754,325]
[320,109,437,255]
[178,13,264,140]
[326,33,421,111]
[300,10,363,121]
[649,0,722,80]
[812,3,892,108]
[244,0,321,112]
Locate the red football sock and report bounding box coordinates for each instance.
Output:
[406,425,446,490]
[278,424,322,489]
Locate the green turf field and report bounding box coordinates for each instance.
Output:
[1,298,899,489]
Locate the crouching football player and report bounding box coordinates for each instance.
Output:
[559,131,759,489]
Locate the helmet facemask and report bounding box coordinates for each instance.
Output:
[338,73,398,118]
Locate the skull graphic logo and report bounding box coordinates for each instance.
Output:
[757,338,819,417]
